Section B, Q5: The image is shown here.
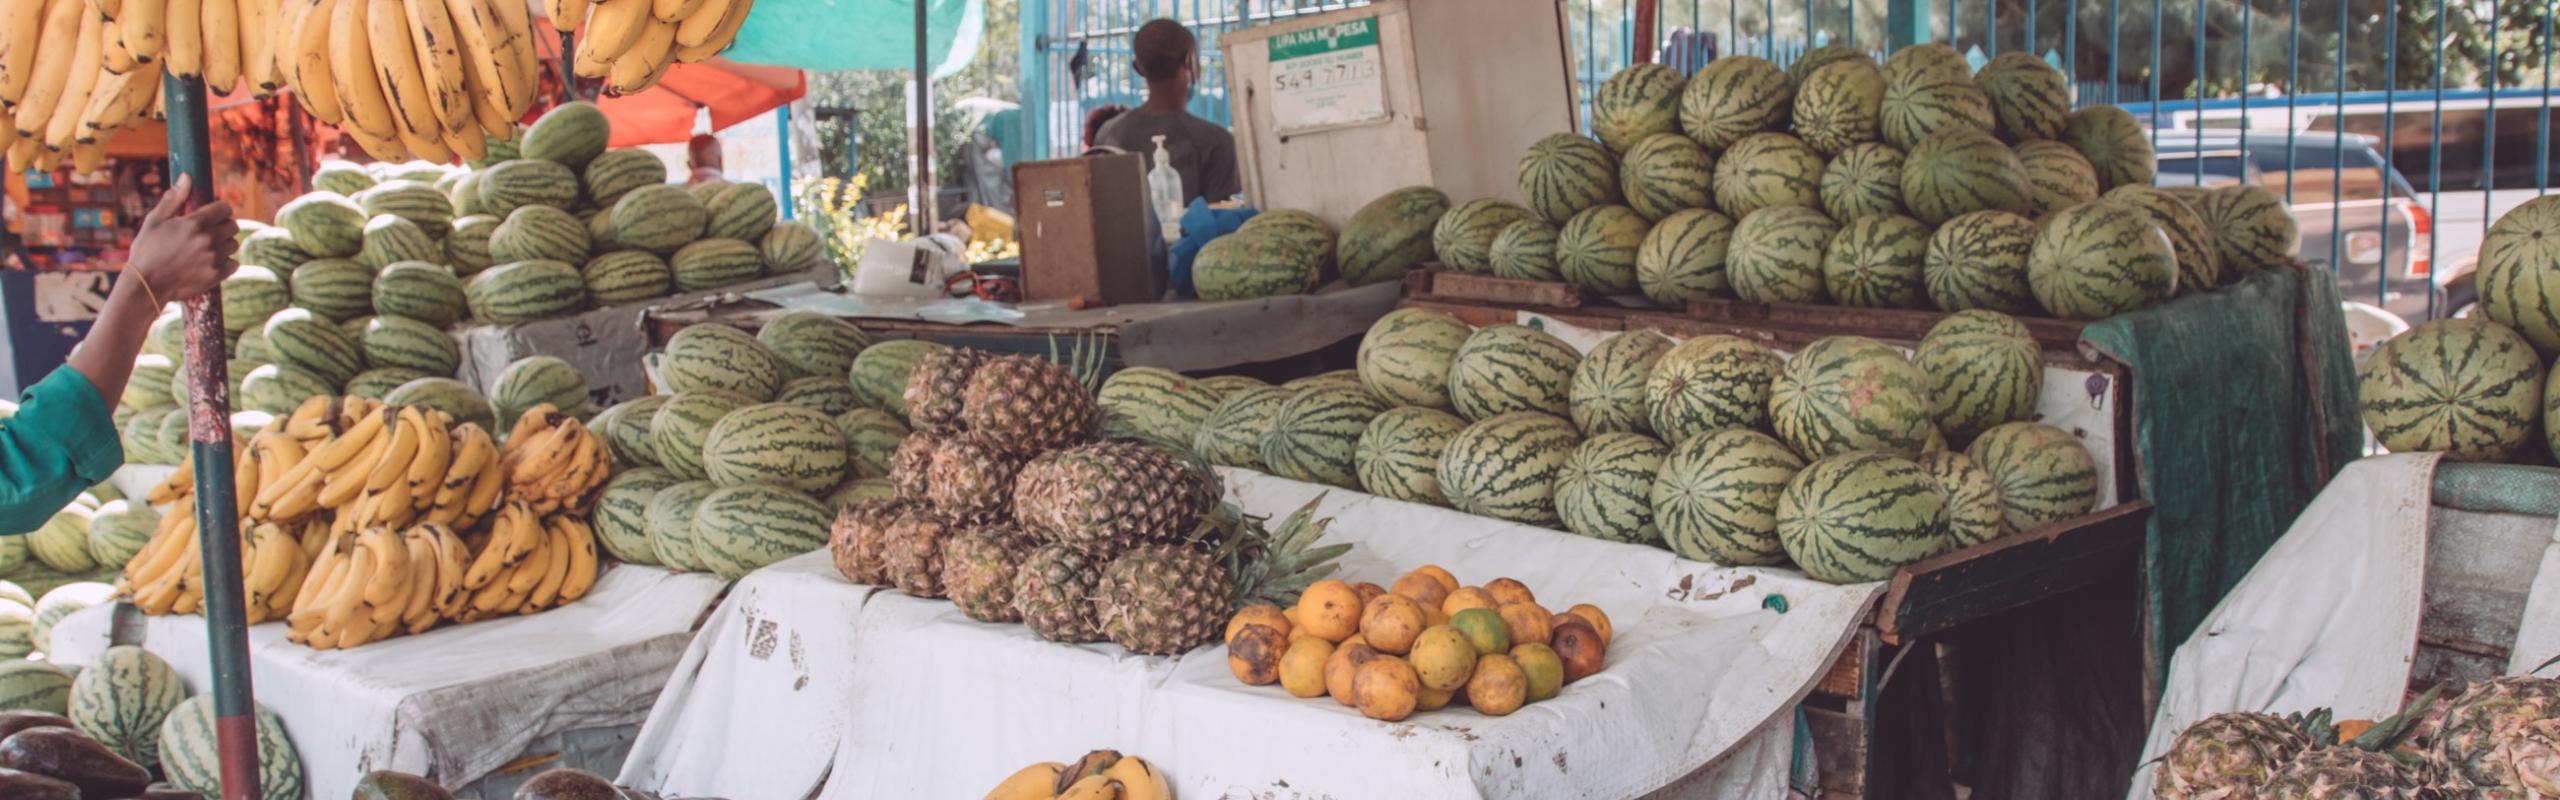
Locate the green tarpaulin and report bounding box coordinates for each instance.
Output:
[724,0,982,75]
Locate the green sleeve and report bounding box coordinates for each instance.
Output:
[0,367,125,536]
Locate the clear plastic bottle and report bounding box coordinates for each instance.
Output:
[1146,135,1185,244]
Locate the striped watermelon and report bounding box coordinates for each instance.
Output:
[836,406,910,478]
[70,644,186,768]
[1199,375,1269,394]
[1488,219,1564,281]
[0,602,28,659]
[1974,52,2070,141]
[1556,205,1649,294]
[2061,106,2156,190]
[157,695,302,800]
[372,261,466,326]
[0,582,27,608]
[1591,63,1686,154]
[1777,451,1951,583]
[86,501,153,571]
[1921,451,2009,548]
[147,306,185,358]
[1569,330,1670,435]
[612,184,712,255]
[596,467,677,565]
[826,477,898,508]
[1356,406,1466,505]
[1728,206,1839,304]
[776,377,860,415]
[2028,201,2178,319]
[1432,199,1537,273]
[1193,231,1320,300]
[238,227,313,273]
[1771,336,1934,458]
[645,480,722,572]
[356,215,441,270]
[706,181,781,242]
[1679,55,1794,151]
[1196,385,1292,470]
[384,377,498,432]
[1925,210,2042,313]
[582,250,674,304]
[702,403,851,492]
[1260,386,1390,489]
[1786,44,1873,83]
[1356,307,1472,409]
[671,238,766,291]
[347,368,430,399]
[2482,196,2560,355]
[31,583,109,653]
[1794,59,1886,155]
[604,395,672,466]
[1646,334,1784,445]
[1965,421,2099,529]
[1518,134,1622,223]
[287,258,374,322]
[313,161,377,195]
[1711,132,1825,218]
[1901,128,2028,225]
[1821,142,1909,222]
[124,355,176,410]
[1654,428,1806,564]
[2104,185,2228,293]
[361,315,461,375]
[1916,310,2043,443]
[524,102,611,168]
[1879,43,1993,149]
[448,171,488,217]
[1238,210,1337,278]
[661,324,785,401]
[0,660,71,712]
[477,159,579,219]
[277,193,368,257]
[491,355,594,424]
[583,149,670,208]
[1437,411,1582,525]
[446,215,501,274]
[1338,186,1452,285]
[220,266,292,338]
[263,308,364,386]
[491,205,593,264]
[849,339,945,415]
[1822,214,1932,308]
[652,390,759,481]
[465,260,588,323]
[1446,324,1580,421]
[152,412,189,465]
[692,484,832,580]
[1292,369,1365,393]
[1619,132,1715,222]
[29,510,92,573]
[235,327,276,367]
[762,221,828,274]
[239,363,336,415]
[1099,367,1223,445]
[2359,318,2546,461]
[758,311,873,380]
[1636,207,1737,305]
[1554,432,1669,544]
[2191,185,2299,274]
[2013,140,2100,218]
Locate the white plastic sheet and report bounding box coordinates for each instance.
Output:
[621,471,1880,798]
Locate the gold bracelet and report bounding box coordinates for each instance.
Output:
[128,267,161,309]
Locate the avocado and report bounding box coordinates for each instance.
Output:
[513,768,621,800]
[0,712,74,743]
[353,770,457,800]
[0,766,77,800]
[0,726,149,798]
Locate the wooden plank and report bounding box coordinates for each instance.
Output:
[1804,706,1870,797]
[1813,629,1872,700]
[1413,269,1588,308]
[1685,296,2092,351]
[1875,501,2154,643]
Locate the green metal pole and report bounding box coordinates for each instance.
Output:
[1886,0,1931,49]
[164,71,261,800]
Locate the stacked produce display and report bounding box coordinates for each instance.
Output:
[2356,195,2560,465]
[0,646,304,800]
[2151,677,2560,799]
[985,749,1173,800]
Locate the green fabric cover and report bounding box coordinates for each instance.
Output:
[726,0,979,74]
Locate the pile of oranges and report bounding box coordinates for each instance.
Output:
[1222,565,1614,722]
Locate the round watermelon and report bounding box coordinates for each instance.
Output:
[2105,185,2229,294]
[836,406,910,478]
[2191,184,2300,274]
[1196,386,1292,470]
[701,403,851,492]
[1965,421,2100,530]
[2014,140,2101,219]
[1432,199,1538,274]
[1822,214,1931,308]
[1619,132,1715,222]
[849,339,944,415]
[1901,127,2028,225]
[1338,186,1452,286]
[1518,135,1622,223]
[1356,307,1473,409]
[1645,334,1785,445]
[2482,196,2560,355]
[1770,335,1933,459]
[1793,59,1886,155]
[1786,44,1873,83]
[1654,428,1805,565]
[661,324,785,401]
[644,480,722,572]
[1194,231,1320,300]
[1921,450,2010,549]
[1880,43,1994,149]
[1446,324,1580,421]
[1679,55,1794,151]
[1556,205,1649,294]
[1356,406,1466,505]
[1728,206,1839,304]
[1712,132,1826,218]
[1437,411,1582,525]
[1778,451,1951,583]
[1569,330,1671,436]
[1488,218,1563,282]
[1260,386,1391,490]
[1925,210,2042,314]
[2028,201,2179,319]
[1554,432,1670,544]
[1821,142,1909,222]
[70,644,187,769]
[2062,105,2156,190]
[1973,52,2071,141]
[2360,318,2547,462]
[1097,367,1223,447]
[1590,63,1686,155]
[1636,207,1737,306]
[1916,310,2043,444]
[651,390,759,481]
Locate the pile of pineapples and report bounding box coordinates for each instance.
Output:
[2155,676,2560,798]
[828,348,1347,656]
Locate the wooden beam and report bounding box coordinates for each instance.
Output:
[1876,502,2154,643]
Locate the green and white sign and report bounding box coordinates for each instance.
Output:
[1266,16,1388,133]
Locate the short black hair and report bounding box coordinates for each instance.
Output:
[1133,19,1195,81]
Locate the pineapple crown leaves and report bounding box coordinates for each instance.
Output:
[1223,496,1352,612]
[1043,332,1112,391]
[2346,681,2455,753]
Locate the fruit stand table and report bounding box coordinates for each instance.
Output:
[617,470,1883,798]
[449,263,844,409]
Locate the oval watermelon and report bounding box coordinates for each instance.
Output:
[1770,335,1934,459]
[1645,334,1784,445]
[1777,451,1951,583]
[1569,330,1671,436]
[2028,201,2178,320]
[1554,432,1670,544]
[1355,406,1466,505]
[1437,411,1582,525]
[1679,55,1793,151]
[1446,324,1579,421]
[1728,206,1839,304]
[1355,307,1472,409]
[1654,428,1805,565]
[1712,132,1825,218]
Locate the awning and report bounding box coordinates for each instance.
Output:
[595,60,807,148]
[720,0,981,75]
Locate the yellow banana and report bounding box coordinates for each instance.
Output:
[282,0,342,123]
[438,423,491,497]
[554,516,598,604]
[404,413,452,501]
[291,531,346,620]
[459,504,520,589]
[83,61,159,139]
[42,11,105,150]
[399,528,440,633]
[343,124,407,161]
[304,406,386,472]
[604,18,675,95]
[238,0,276,95]
[84,0,116,21]
[400,0,469,139]
[200,0,240,92]
[0,0,45,103]
[13,0,89,138]
[119,0,162,60]
[670,0,729,47]
[671,0,746,62]
[243,523,293,611]
[421,523,467,618]
[265,537,309,620]
[443,0,521,115]
[232,437,262,519]
[282,394,333,441]
[648,0,701,25]
[364,0,436,142]
[148,455,195,504]
[317,430,389,509]
[575,0,650,70]
[164,0,200,76]
[984,763,1066,800]
[523,519,572,611]
[483,0,533,110]
[541,0,583,36]
[327,0,393,139]
[101,19,135,74]
[369,406,424,493]
[357,526,410,610]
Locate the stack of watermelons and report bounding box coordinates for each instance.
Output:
[2355,195,2560,466]
[0,639,306,800]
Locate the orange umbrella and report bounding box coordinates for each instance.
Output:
[595,60,806,148]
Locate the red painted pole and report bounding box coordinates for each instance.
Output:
[1633,0,1658,65]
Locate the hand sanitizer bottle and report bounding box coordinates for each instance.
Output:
[1146,135,1185,244]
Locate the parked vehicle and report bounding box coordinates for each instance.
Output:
[2148,131,2451,323]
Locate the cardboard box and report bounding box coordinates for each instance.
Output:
[1012,154,1159,305]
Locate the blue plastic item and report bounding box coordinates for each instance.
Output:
[1168,200,1257,298]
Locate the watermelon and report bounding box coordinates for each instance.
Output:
[1196,386,1292,470]
[1591,63,1686,154]
[70,644,186,768]
[2360,318,2546,461]
[1787,44,1873,83]
[219,266,292,338]
[594,467,677,565]
[361,315,461,376]
[603,395,671,466]
[836,406,910,478]
[464,260,588,323]
[2481,196,2560,355]
[671,238,765,290]
[1193,231,1320,300]
[2028,201,2179,319]
[1488,218,1563,281]
[583,148,669,208]
[1199,375,1269,394]
[701,403,851,492]
[2013,140,2100,219]
[477,159,579,219]
[28,510,92,573]
[1556,205,1648,294]
[1924,210,2041,313]
[652,390,759,481]
[1728,206,1839,304]
[775,377,859,415]
[1777,451,1951,583]
[612,184,712,255]
[1679,55,1794,151]
[524,102,611,169]
[1619,132,1715,222]
[1770,336,1933,458]
[313,161,377,195]
[157,695,302,800]
[1446,324,1579,421]
[1879,43,1993,149]
[1654,428,1805,564]
[1821,214,1931,308]
[236,326,276,367]
[280,258,369,322]
[371,261,466,326]
[1338,186,1452,285]
[1921,450,2009,548]
[85,501,154,570]
[755,311,871,381]
[1554,432,1669,543]
[2062,105,2156,190]
[347,367,430,398]
[0,602,29,659]
[1901,127,2028,225]
[356,214,440,270]
[491,205,592,264]
[383,377,497,432]
[849,339,945,415]
[1437,410,1582,525]
[123,355,177,410]
[0,660,71,713]
[1915,310,2043,444]
[582,250,674,305]
[1965,421,2100,529]
[120,410,166,464]
[2191,184,2299,273]
[448,171,489,217]
[662,323,785,401]
[277,192,368,257]
[644,480,722,572]
[1636,208,1737,306]
[824,477,896,508]
[0,581,30,608]
[1646,334,1783,445]
[239,363,335,415]
[1518,134,1622,224]
[238,227,313,272]
[1260,386,1390,489]
[1097,367,1222,446]
[1355,307,1471,409]
[491,355,593,424]
[31,582,108,653]
[446,215,501,274]
[1821,142,1909,222]
[1238,210,1338,278]
[692,483,832,580]
[761,221,828,273]
[146,306,185,358]
[152,412,189,464]
[1794,59,1886,155]
[2105,185,2228,294]
[1569,330,1670,436]
[1432,199,1538,273]
[1711,132,1825,218]
[1974,52,2070,141]
[263,308,364,387]
[1355,406,1466,505]
[706,182,780,242]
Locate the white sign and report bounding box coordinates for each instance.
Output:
[1266,16,1388,133]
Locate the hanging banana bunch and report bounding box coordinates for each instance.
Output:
[557,0,750,96]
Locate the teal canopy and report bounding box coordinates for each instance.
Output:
[724,0,983,76]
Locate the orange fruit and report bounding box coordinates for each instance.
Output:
[1359,594,1428,654]
[1567,603,1613,647]
[1390,572,1451,610]
[1352,582,1387,606]
[1407,625,1478,691]
[1497,602,1553,647]
[1449,608,1511,656]
[1225,604,1292,645]
[1412,564,1461,594]
[1352,656,1422,721]
[1552,621,1607,684]
[1467,654,1529,716]
[1279,636,1333,698]
[1484,577,1536,606]
[1324,642,1380,707]
[1512,643,1564,702]
[1226,623,1286,685]
[1441,587,1499,617]
[1294,580,1362,642]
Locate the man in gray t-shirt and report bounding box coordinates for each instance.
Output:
[1092,19,1242,205]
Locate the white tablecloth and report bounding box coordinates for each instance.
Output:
[50,565,728,799]
[619,471,1881,798]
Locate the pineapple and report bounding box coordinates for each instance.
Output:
[903,347,988,434]
[959,355,1098,455]
[827,499,906,585]
[2259,749,2460,799]
[883,510,955,598]
[2158,712,2314,799]
[925,434,1025,524]
[941,525,1030,623]
[890,432,939,502]
[1013,440,1215,559]
[1012,543,1105,642]
[2432,677,2560,798]
[1096,544,1232,655]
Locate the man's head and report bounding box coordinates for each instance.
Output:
[1132,19,1197,87]
[687,134,722,170]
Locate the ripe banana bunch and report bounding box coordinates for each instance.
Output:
[253,397,504,533]
[498,405,610,516]
[1,0,168,173]
[119,498,315,622]
[450,501,599,624]
[143,413,268,519]
[986,751,1174,800]
[281,0,537,161]
[560,0,750,95]
[283,521,472,648]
